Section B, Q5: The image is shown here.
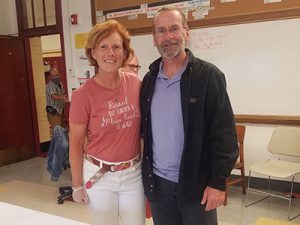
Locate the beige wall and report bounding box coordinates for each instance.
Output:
[61,0,93,97]
[30,37,51,143]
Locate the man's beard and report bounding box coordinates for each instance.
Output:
[52,78,61,85]
[157,40,184,59]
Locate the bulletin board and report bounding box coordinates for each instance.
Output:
[90,0,300,125]
[92,0,300,35]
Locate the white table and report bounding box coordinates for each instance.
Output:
[0,201,89,225]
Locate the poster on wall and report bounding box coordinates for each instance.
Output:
[73,33,95,90]
[75,49,90,67]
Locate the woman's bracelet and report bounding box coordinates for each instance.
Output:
[72,185,85,191]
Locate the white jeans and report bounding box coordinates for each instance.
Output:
[83,159,145,225]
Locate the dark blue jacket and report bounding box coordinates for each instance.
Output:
[140,49,239,207]
[47,125,69,181]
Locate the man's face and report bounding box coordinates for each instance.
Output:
[50,71,59,79]
[120,56,141,75]
[126,57,140,75]
[153,10,189,59]
[50,69,61,83]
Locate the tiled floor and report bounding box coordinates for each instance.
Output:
[0,157,300,225]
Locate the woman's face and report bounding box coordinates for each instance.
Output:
[92,31,126,74]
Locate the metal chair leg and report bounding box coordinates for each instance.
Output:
[245,170,271,208]
[245,170,251,206]
[287,176,300,220]
[246,173,300,220]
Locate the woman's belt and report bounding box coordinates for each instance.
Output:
[84,153,141,189]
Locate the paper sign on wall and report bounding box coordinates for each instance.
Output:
[75,33,88,49]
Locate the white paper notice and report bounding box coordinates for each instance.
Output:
[264,0,282,3]
[220,0,236,2]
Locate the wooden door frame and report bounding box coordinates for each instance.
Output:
[18,0,67,156]
[24,38,41,156]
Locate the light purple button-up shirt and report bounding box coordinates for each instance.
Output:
[151,62,187,183]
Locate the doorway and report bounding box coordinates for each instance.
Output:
[30,34,68,154]
[6,0,68,162]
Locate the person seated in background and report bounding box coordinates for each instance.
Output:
[119,54,141,75]
[120,53,153,219]
[47,125,69,181]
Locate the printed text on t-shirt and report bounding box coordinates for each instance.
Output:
[100,96,139,129]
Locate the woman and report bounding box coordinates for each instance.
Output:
[69,20,145,225]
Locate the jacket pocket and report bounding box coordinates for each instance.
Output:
[188,96,204,131]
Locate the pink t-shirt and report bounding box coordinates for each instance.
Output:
[69,73,141,162]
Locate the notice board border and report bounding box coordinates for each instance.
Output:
[91,1,300,35]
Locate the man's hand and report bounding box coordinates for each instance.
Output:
[72,186,90,205]
[201,186,225,211]
[63,95,69,103]
[51,94,69,102]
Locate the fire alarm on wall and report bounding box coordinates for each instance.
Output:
[71,14,78,25]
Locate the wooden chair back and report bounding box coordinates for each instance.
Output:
[224,124,246,205]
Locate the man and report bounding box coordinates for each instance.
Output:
[46,67,68,135]
[119,54,141,75]
[140,7,239,225]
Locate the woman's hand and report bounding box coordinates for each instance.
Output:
[72,186,90,205]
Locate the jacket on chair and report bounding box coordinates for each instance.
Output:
[47,125,69,181]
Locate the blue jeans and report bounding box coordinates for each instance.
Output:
[47,125,69,181]
[149,175,218,225]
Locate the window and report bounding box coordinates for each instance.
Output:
[16,0,61,36]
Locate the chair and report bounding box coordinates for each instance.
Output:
[47,125,73,204]
[224,124,246,205]
[245,127,300,220]
[57,186,73,204]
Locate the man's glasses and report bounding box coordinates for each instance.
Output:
[128,64,141,70]
[154,25,186,37]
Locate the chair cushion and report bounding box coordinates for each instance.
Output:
[250,159,300,178]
